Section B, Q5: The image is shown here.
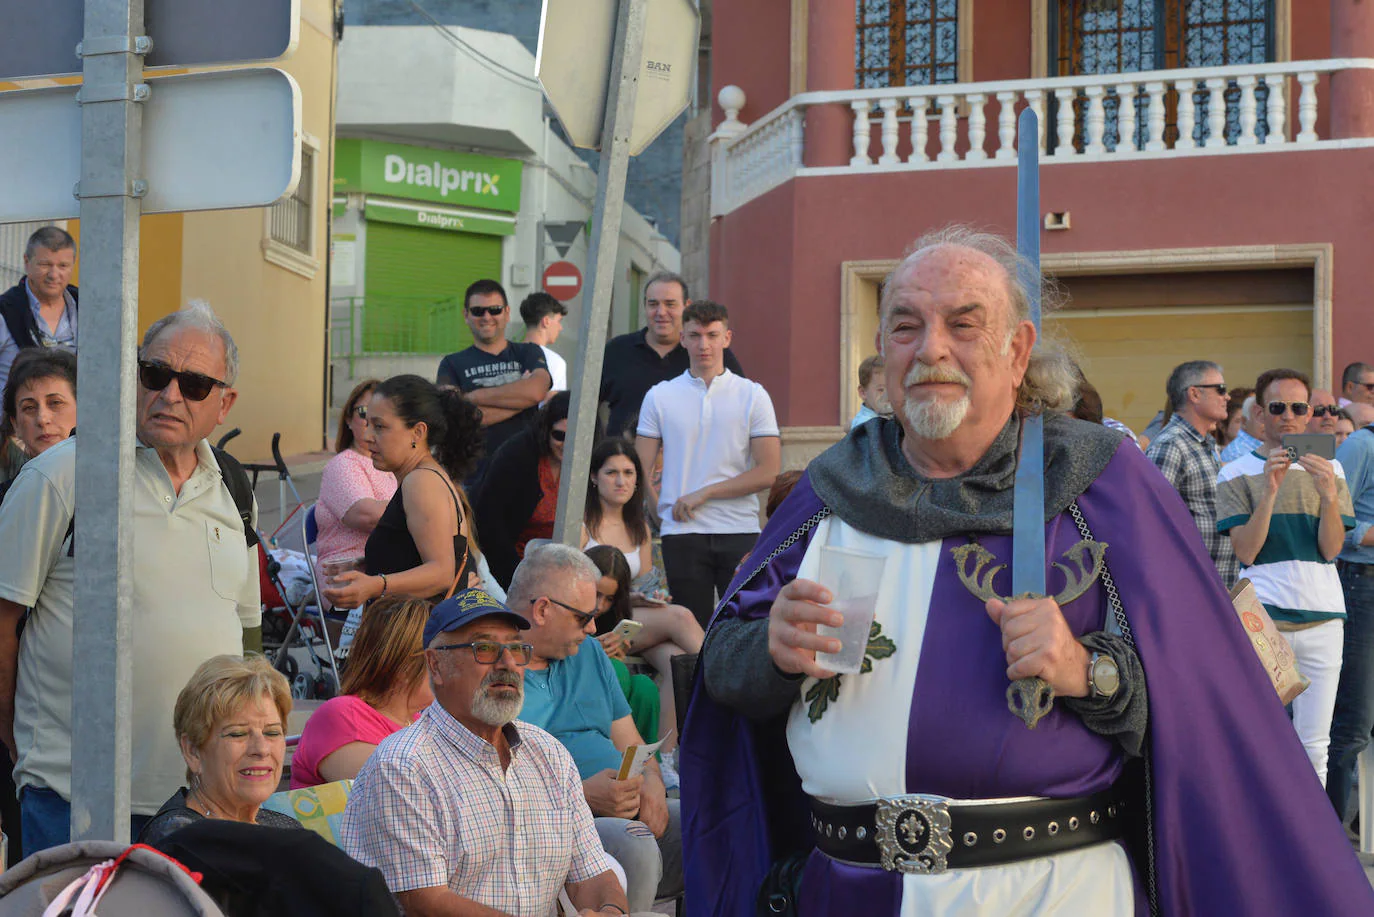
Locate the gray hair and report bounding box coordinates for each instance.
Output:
[1241,394,1256,417]
[643,270,689,303]
[506,543,600,611]
[25,226,75,260]
[140,299,240,385]
[1343,361,1374,389]
[1165,361,1223,412]
[880,225,1079,415]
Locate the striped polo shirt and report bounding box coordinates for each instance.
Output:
[1216,450,1355,624]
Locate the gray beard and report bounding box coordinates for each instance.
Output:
[471,680,524,727]
[902,393,970,440]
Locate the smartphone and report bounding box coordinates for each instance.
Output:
[612,619,644,643]
[1282,433,1336,462]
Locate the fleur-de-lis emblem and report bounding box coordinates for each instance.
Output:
[804,620,897,723]
[899,812,927,848]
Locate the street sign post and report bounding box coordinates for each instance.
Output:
[0,69,301,222]
[542,260,583,302]
[0,0,299,842]
[0,0,300,81]
[536,0,699,155]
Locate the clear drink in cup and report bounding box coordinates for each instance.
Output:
[813,545,886,674]
[320,555,364,584]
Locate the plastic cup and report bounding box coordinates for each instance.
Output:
[813,545,886,675]
[321,555,364,583]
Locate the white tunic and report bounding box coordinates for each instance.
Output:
[784,517,1134,915]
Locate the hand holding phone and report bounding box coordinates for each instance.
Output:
[1281,433,1336,462]
[612,618,644,645]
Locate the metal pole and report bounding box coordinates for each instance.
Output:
[71,0,146,841]
[553,0,647,546]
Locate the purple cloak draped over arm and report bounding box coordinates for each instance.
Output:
[680,442,1374,916]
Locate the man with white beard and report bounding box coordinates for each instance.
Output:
[342,589,628,917]
[681,226,1374,916]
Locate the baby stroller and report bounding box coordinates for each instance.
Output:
[213,430,337,700]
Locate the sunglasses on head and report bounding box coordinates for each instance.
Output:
[1267,400,1309,417]
[468,305,506,317]
[551,428,566,442]
[137,360,227,402]
[1311,405,1338,418]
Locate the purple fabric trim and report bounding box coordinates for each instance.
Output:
[796,852,902,916]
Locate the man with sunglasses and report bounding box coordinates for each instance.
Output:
[436,279,551,487]
[343,587,629,917]
[510,544,683,915]
[1339,361,1374,408]
[1308,389,1341,435]
[1146,360,1239,587]
[0,300,261,853]
[1218,368,1355,786]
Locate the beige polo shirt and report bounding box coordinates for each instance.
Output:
[0,437,261,814]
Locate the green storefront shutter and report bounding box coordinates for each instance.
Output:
[363,221,503,354]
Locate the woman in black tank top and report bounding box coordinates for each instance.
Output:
[321,375,483,607]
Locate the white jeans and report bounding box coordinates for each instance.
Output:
[1288,619,1345,786]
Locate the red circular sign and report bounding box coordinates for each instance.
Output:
[542,261,583,302]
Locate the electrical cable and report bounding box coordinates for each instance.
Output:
[405,0,543,90]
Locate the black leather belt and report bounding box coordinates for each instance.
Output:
[809,785,1128,874]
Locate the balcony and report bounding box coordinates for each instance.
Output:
[710,58,1374,217]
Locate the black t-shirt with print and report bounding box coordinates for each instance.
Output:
[437,342,549,479]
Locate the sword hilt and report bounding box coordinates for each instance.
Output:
[1005,591,1055,729]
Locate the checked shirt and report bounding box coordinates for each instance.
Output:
[1146,414,1240,587]
[341,703,612,916]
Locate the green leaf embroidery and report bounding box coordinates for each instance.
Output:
[806,621,897,724]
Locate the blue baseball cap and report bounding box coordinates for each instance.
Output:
[424,588,530,647]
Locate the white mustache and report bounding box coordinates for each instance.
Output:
[903,364,972,388]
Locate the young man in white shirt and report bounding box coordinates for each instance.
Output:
[520,291,569,394]
[635,301,781,626]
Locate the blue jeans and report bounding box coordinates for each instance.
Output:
[20,786,151,855]
[1326,563,1374,820]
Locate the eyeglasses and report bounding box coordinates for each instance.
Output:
[1267,400,1310,417]
[137,360,227,402]
[536,596,597,628]
[431,641,533,665]
[468,305,506,317]
[1192,383,1229,396]
[551,429,566,442]
[1311,405,1338,418]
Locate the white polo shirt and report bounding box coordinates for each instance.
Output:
[637,369,779,536]
[0,437,260,813]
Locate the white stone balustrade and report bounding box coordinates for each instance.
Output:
[711,59,1374,217]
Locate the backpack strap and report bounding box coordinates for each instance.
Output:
[212,447,260,549]
[0,289,36,349]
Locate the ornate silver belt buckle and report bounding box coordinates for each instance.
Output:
[874,795,954,875]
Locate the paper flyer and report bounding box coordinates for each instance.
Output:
[616,732,673,781]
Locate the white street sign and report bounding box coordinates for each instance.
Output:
[536,0,698,155]
[0,68,301,222]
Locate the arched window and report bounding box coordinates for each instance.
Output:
[855,0,960,89]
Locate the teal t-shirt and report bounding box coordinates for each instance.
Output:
[520,636,632,779]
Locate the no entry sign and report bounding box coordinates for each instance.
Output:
[542,260,583,301]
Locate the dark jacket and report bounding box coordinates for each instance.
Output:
[473,426,548,588]
[0,279,78,350]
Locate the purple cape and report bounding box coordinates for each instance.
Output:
[680,440,1374,916]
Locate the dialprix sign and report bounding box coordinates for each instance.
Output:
[335,138,523,213]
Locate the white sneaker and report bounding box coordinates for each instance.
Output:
[658,752,680,791]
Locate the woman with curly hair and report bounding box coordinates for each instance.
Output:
[323,374,484,607]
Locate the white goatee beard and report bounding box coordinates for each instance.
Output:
[471,672,524,726]
[901,363,973,440]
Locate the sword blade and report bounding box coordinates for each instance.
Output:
[1012,107,1045,599]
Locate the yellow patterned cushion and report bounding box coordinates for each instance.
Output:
[262,780,353,846]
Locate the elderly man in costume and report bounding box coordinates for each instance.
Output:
[680,226,1374,916]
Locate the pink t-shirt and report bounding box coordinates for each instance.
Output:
[290,694,409,789]
[315,448,397,564]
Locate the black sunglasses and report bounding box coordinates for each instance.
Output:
[1311,405,1338,418]
[351,404,368,420]
[137,360,227,402]
[551,428,566,442]
[1267,400,1310,417]
[1192,383,1228,396]
[431,641,533,665]
[468,305,506,317]
[535,596,597,628]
